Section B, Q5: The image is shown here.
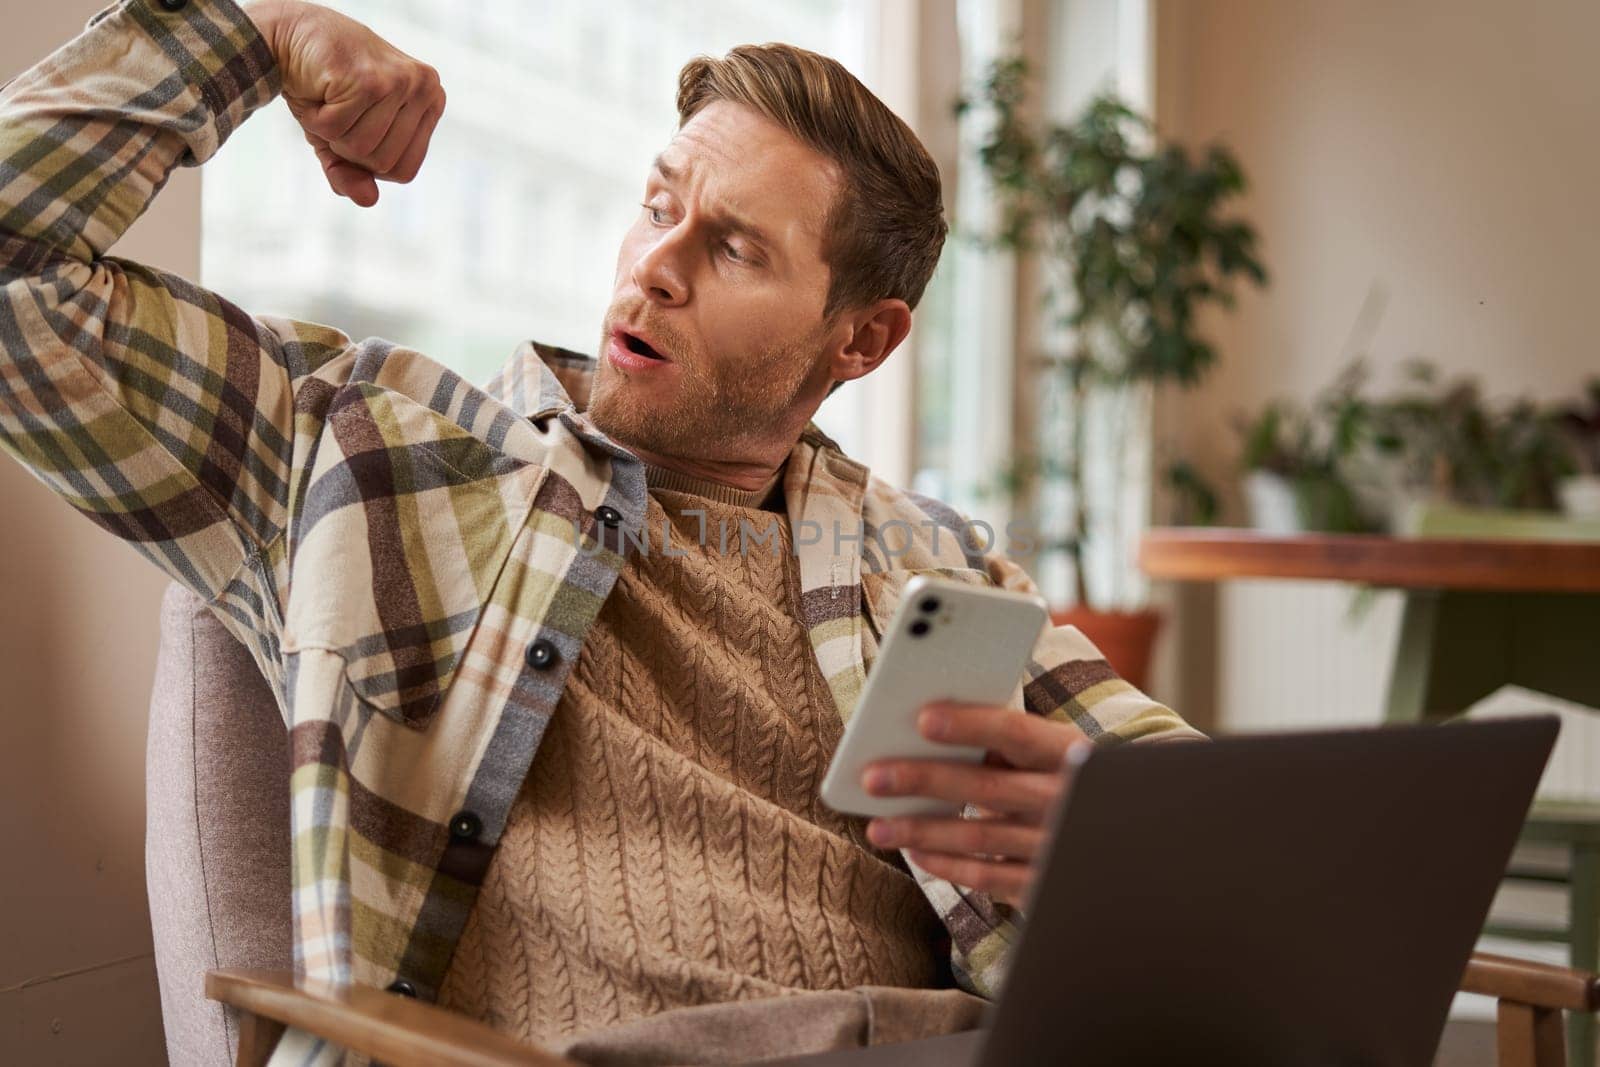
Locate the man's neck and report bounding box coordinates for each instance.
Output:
[626,443,786,493]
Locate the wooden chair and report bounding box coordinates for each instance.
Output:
[1135,518,1600,1065]
[1462,954,1600,1067]
[1392,507,1600,1066]
[206,970,575,1067]
[1486,806,1600,1066]
[207,953,1599,1067]
[153,570,1600,1067]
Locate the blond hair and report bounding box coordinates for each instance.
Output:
[677,44,947,319]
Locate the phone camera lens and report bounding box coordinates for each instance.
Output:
[909,620,931,638]
[918,597,940,614]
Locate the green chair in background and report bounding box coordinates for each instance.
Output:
[1384,506,1600,1066]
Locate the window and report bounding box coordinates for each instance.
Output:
[203,0,876,397]
[202,0,1114,541]
[908,0,1157,606]
[909,0,1023,534]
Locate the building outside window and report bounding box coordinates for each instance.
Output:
[203,0,877,447]
[202,0,1149,597]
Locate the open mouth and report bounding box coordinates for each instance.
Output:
[621,331,667,361]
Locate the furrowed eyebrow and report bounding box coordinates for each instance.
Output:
[721,213,776,255]
[648,153,784,264]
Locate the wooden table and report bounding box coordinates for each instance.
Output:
[1139,528,1600,721]
[1140,525,1600,1062]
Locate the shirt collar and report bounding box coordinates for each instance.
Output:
[484,339,866,499]
[488,339,872,721]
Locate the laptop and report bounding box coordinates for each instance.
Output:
[761,716,1559,1067]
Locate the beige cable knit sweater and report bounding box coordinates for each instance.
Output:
[437,478,951,1050]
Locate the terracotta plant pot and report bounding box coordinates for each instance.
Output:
[1049,606,1163,693]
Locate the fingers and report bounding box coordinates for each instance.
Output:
[363,99,426,177]
[862,759,1060,817]
[292,93,368,146]
[382,100,443,184]
[918,702,1085,773]
[298,63,445,203]
[329,88,406,165]
[867,814,1044,860]
[904,849,1032,908]
[305,131,378,206]
[356,65,444,180]
[862,705,1080,911]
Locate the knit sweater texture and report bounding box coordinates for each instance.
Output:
[437,483,947,1047]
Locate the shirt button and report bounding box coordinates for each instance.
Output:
[525,638,558,670]
[595,504,623,527]
[156,0,189,10]
[448,810,482,841]
[385,978,418,998]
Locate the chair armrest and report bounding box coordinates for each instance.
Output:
[1461,952,1600,1013]
[206,968,577,1067]
[208,956,1598,1066]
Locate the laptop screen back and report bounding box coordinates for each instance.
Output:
[980,717,1558,1067]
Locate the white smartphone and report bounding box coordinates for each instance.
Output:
[820,575,1049,819]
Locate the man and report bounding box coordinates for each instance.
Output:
[0,0,1201,1062]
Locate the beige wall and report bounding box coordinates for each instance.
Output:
[1156,0,1599,482]
[1,5,201,1062]
[5,0,1596,1051]
[1151,0,1600,722]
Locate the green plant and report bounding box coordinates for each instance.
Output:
[1235,362,1376,533]
[1239,360,1584,529]
[1371,362,1576,510]
[1559,378,1600,474]
[1165,459,1220,527]
[962,60,1266,604]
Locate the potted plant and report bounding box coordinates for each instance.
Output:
[1237,359,1586,533]
[1558,378,1600,519]
[961,60,1267,688]
[1236,362,1376,534]
[1366,361,1577,528]
[1237,402,1357,534]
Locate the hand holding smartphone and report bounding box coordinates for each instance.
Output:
[820,575,1048,819]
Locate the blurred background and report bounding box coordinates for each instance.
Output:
[3,0,1597,1061]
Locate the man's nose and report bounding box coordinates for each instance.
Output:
[631,229,689,307]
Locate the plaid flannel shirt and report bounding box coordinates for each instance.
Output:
[0,0,1203,1061]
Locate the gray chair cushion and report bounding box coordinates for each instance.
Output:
[146,582,292,1066]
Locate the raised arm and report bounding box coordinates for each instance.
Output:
[0,0,443,611]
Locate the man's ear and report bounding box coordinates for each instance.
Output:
[827,298,913,385]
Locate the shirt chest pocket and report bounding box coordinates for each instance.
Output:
[286,383,537,729]
[859,566,995,672]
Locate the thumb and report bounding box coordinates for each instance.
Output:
[326,160,379,207]
[306,132,379,207]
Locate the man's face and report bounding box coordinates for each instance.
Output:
[591,100,845,463]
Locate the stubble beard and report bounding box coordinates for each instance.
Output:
[589,320,825,463]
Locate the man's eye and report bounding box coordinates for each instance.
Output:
[721,241,746,263]
[641,202,667,225]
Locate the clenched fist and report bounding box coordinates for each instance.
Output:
[244,0,446,206]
